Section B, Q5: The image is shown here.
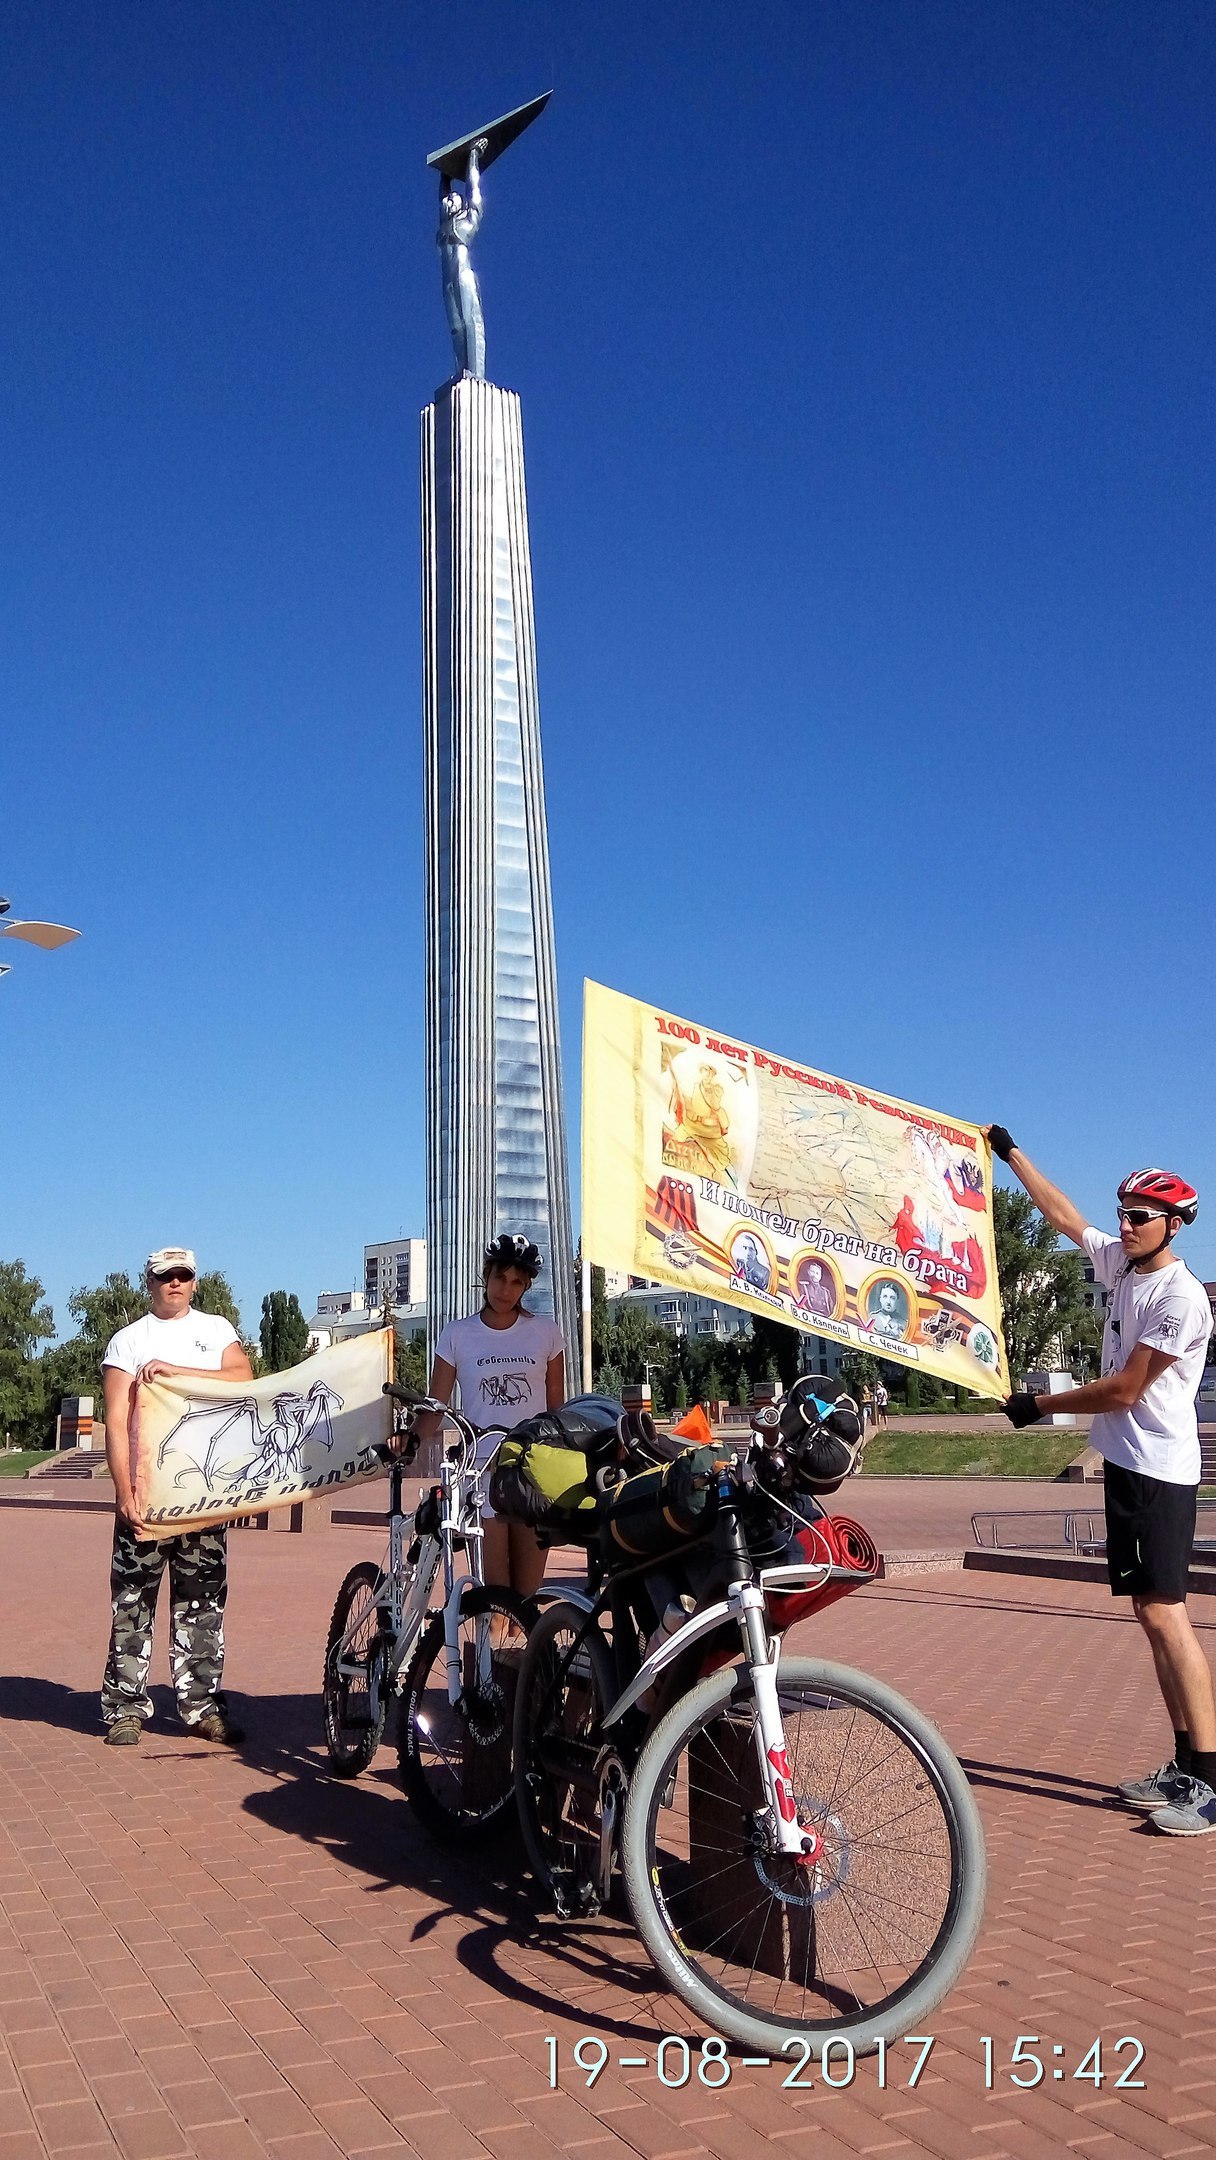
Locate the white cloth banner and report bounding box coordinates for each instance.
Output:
[133,1329,394,1536]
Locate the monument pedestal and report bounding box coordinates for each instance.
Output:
[421,377,576,1354]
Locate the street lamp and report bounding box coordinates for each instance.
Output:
[0,897,81,978]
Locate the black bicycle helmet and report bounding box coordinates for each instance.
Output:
[483,1231,544,1278]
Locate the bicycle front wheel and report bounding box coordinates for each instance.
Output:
[323,1561,389,1777]
[621,1655,985,2055]
[397,1587,531,1841]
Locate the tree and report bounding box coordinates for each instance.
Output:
[587,1261,609,1363]
[747,1315,802,1390]
[198,1272,259,1369]
[38,1271,145,1422]
[395,1330,427,1392]
[0,1261,55,1447]
[0,1351,47,1447]
[259,1291,310,1373]
[66,1272,144,1348]
[600,1303,671,1386]
[196,1272,243,1331]
[0,1261,55,1358]
[841,1350,880,1403]
[993,1188,1089,1380]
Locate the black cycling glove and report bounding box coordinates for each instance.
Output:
[988,1125,1017,1162]
[1004,1391,1043,1429]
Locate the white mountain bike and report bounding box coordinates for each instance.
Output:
[322,1383,531,1840]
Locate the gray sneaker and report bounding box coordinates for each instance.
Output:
[1116,1758,1188,1811]
[1151,1776,1216,1837]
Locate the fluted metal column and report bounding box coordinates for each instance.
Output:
[421,377,576,1361]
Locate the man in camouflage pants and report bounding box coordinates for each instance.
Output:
[101,1247,254,1745]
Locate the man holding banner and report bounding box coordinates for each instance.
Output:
[994,1131,1216,1836]
[100,1247,253,1747]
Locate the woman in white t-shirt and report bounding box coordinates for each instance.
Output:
[425,1233,566,1596]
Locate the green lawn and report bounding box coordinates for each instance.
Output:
[857,1429,1084,1478]
[0,1451,52,1478]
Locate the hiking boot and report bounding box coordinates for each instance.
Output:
[188,1710,245,1746]
[104,1717,143,1746]
[1150,1776,1216,1837]
[1116,1758,1188,1811]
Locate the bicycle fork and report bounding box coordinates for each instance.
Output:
[604,1581,819,1868]
[736,1585,821,1866]
[440,1461,488,1706]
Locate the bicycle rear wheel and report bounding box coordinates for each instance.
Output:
[323,1561,389,1777]
[621,1655,985,2054]
[512,1600,621,1918]
[397,1587,531,1841]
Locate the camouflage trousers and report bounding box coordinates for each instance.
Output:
[101,1519,229,1727]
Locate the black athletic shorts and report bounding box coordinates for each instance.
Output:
[1104,1463,1198,1601]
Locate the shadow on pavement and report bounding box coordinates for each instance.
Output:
[0,1674,253,1742]
[0,1672,109,1735]
[871,1586,1216,1628]
[239,1691,664,2041]
[960,1753,1149,1816]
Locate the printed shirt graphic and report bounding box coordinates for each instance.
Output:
[434,1312,565,1444]
[103,1310,239,1377]
[1083,1229,1213,1483]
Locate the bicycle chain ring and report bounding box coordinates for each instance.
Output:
[595,1750,629,1904]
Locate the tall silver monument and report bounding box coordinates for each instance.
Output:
[421,95,576,1355]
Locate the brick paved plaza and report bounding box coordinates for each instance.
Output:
[3,1503,1216,2160]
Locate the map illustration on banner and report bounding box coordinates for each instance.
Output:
[132,1331,394,1535]
[582,982,1010,1397]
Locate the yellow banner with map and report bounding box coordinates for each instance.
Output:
[583,981,1009,1398]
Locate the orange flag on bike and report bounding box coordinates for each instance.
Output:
[670,1404,715,1446]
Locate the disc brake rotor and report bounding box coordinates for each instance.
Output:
[750,1796,850,1907]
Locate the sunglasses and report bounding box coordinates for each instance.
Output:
[1117,1206,1167,1228]
[156,1270,196,1284]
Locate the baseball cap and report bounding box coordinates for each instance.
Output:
[147,1247,197,1278]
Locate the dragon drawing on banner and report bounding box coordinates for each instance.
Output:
[154,1380,345,1497]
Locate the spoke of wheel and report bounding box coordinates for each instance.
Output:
[823,1872,918,1988]
[414,1717,463,1785]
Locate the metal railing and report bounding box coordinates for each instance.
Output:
[971,1500,1216,1557]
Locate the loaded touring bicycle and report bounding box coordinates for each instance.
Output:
[496,1380,986,2056]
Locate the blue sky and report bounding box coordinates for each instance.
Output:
[3,0,1213,1338]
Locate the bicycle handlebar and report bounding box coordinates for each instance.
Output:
[383,1382,438,1409]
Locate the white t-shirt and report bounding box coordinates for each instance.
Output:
[103,1309,240,1378]
[1083,1228,1213,1484]
[434,1310,565,1446]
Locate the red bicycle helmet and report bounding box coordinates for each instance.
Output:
[1117,1168,1198,1225]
